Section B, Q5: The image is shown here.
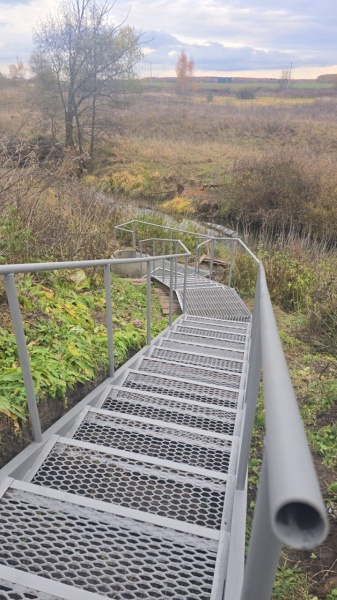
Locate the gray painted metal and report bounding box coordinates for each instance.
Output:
[0,222,328,600]
[3,274,42,443]
[103,265,114,377]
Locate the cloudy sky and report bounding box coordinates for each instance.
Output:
[1,0,337,78]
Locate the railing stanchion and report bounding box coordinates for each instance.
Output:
[104,265,114,378]
[147,261,152,345]
[132,223,136,251]
[195,237,198,273]
[183,255,188,313]
[4,273,42,443]
[152,240,155,274]
[240,454,282,600]
[210,239,214,280]
[162,241,165,283]
[228,239,236,287]
[169,258,173,326]
[175,241,178,289]
[139,241,143,277]
[237,266,261,490]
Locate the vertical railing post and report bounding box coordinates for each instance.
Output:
[228,239,236,287]
[152,240,155,275]
[104,265,114,378]
[162,240,165,283]
[146,261,152,345]
[132,222,136,251]
[240,454,282,600]
[195,237,199,273]
[4,273,42,443]
[174,241,178,289]
[139,241,143,277]
[183,255,188,313]
[169,258,173,326]
[210,239,214,281]
[236,265,261,490]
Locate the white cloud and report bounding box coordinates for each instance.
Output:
[0,0,337,75]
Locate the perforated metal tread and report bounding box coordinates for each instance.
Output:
[176,287,251,321]
[122,371,240,409]
[168,331,246,353]
[138,358,242,389]
[31,440,227,530]
[181,318,249,335]
[72,409,232,473]
[0,485,220,600]
[101,387,238,435]
[150,346,243,373]
[182,314,250,327]
[160,337,246,361]
[0,580,55,600]
[175,325,247,344]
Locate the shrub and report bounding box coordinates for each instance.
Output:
[235,88,256,100]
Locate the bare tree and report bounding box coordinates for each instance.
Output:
[31,0,143,163]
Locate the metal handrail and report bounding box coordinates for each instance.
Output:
[196,236,259,284]
[115,219,215,253]
[229,259,329,600]
[1,246,190,444]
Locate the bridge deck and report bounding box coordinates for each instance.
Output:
[0,267,251,599]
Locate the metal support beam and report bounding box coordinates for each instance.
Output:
[240,456,282,600]
[169,258,174,326]
[210,239,214,281]
[236,269,261,490]
[228,240,236,287]
[147,261,152,345]
[104,265,114,377]
[4,274,42,443]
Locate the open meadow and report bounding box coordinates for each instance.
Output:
[0,77,336,598]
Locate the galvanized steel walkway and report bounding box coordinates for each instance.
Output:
[0,264,251,600]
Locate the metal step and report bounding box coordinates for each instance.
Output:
[181,318,249,334]
[0,567,105,600]
[161,337,246,361]
[175,325,247,344]
[100,387,239,436]
[30,437,228,530]
[183,314,250,327]
[72,409,233,473]
[176,287,251,321]
[137,358,242,389]
[0,482,222,600]
[168,331,246,353]
[121,371,241,409]
[151,345,243,373]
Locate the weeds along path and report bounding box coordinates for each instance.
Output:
[0,270,168,468]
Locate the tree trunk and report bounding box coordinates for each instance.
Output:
[89,91,97,163]
[65,110,75,148]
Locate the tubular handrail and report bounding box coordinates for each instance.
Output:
[237,261,328,600]
[0,249,190,276]
[115,219,217,253]
[1,246,190,445]
[260,262,327,547]
[195,236,259,284]
[115,218,213,240]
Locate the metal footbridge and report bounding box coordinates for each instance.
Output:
[0,220,328,600]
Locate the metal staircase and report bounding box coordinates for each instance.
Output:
[0,221,328,600]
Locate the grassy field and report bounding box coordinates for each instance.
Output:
[0,76,336,598]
